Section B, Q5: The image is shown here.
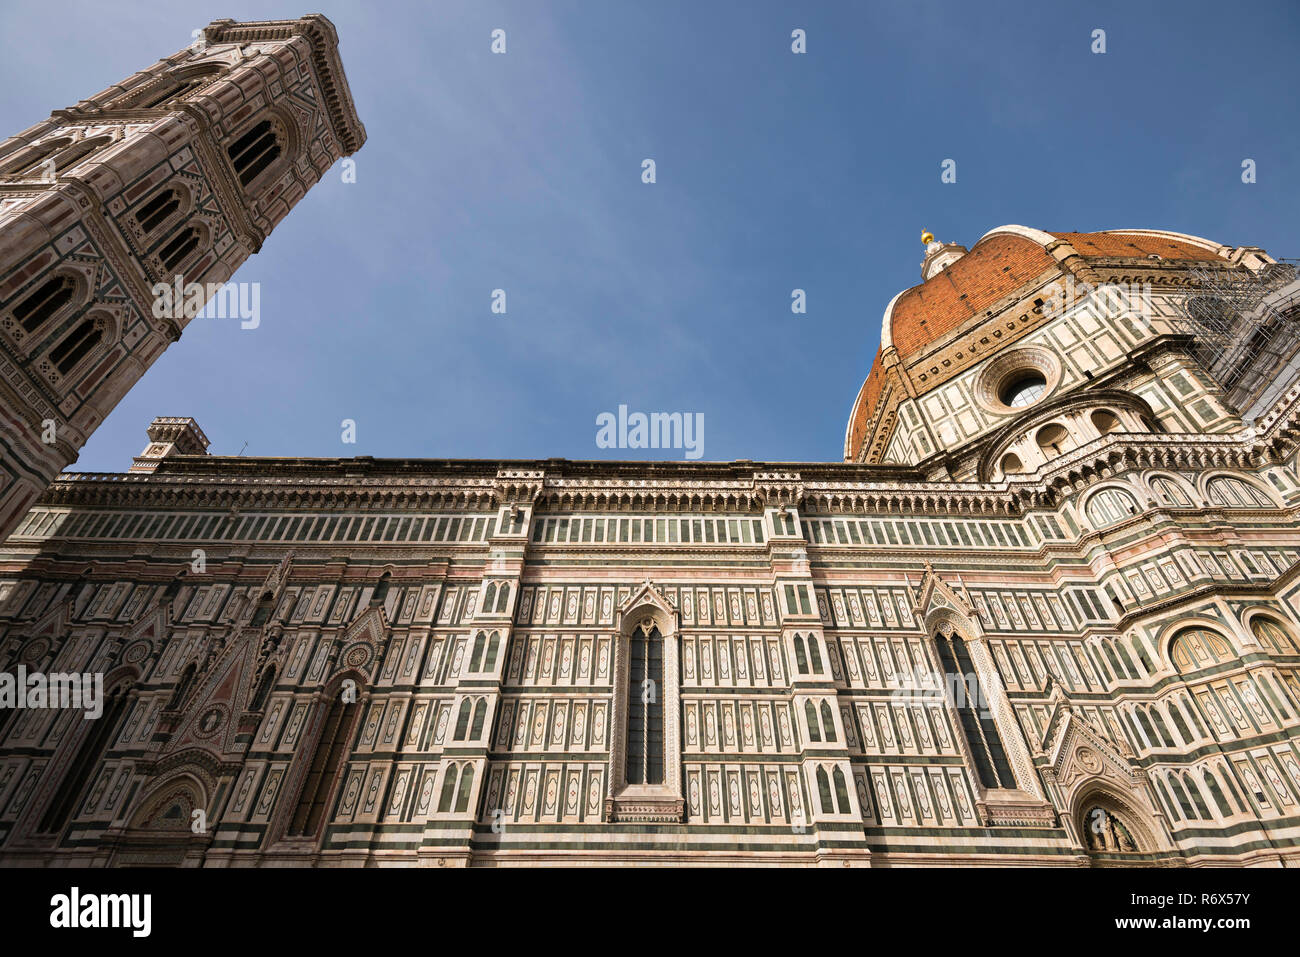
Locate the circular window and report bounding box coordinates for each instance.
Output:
[1000,372,1047,408]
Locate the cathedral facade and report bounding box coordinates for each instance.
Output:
[2,23,1300,868]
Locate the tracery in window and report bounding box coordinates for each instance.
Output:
[624,622,664,785]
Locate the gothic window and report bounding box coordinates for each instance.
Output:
[454,766,474,813]
[469,633,486,671]
[1101,642,1125,680]
[807,636,823,673]
[1206,475,1274,508]
[624,623,664,785]
[804,701,821,742]
[227,119,284,187]
[38,685,130,833]
[9,275,76,337]
[157,226,201,274]
[1129,636,1154,674]
[1251,617,1300,655]
[934,631,1016,790]
[470,699,487,740]
[483,583,497,611]
[0,137,69,176]
[1168,702,1193,743]
[484,632,501,671]
[816,767,834,813]
[1150,707,1176,747]
[495,585,509,613]
[46,316,105,376]
[454,699,472,739]
[1169,627,1235,674]
[46,136,111,174]
[832,767,851,814]
[288,695,357,837]
[1084,487,1139,528]
[793,634,808,674]
[1169,774,1199,820]
[1203,770,1233,818]
[1184,773,1212,819]
[1151,475,1192,507]
[819,701,837,742]
[437,764,459,812]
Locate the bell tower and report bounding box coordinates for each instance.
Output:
[0,15,365,536]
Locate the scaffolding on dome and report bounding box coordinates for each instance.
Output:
[1169,257,1300,415]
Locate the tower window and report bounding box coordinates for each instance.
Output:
[13,275,75,333]
[1000,372,1047,408]
[934,631,1016,790]
[227,120,282,187]
[48,317,104,375]
[135,188,180,235]
[288,696,357,837]
[157,227,200,273]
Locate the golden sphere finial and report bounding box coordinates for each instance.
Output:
[921,230,935,245]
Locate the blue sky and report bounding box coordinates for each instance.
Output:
[3,0,1298,470]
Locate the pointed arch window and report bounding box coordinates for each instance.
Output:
[1151,475,1192,507]
[227,119,283,187]
[157,226,201,274]
[624,623,664,785]
[11,275,76,335]
[807,636,824,673]
[804,700,821,743]
[1252,617,1300,655]
[288,695,357,837]
[816,767,834,813]
[251,667,276,711]
[47,316,105,377]
[819,701,837,742]
[495,584,510,614]
[250,591,276,628]
[470,699,487,740]
[793,635,808,674]
[934,631,1016,789]
[454,699,472,739]
[484,632,501,672]
[469,633,486,672]
[135,188,181,236]
[0,138,69,177]
[1203,770,1232,818]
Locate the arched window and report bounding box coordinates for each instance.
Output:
[437,764,459,812]
[470,699,487,740]
[251,667,276,711]
[807,636,823,673]
[1085,487,1139,528]
[1251,617,1300,655]
[793,635,808,674]
[1115,640,1138,677]
[454,699,472,739]
[832,767,851,814]
[454,765,474,813]
[495,584,509,613]
[227,119,283,187]
[1150,475,1192,507]
[134,188,181,236]
[1091,409,1121,435]
[157,226,201,273]
[469,633,485,672]
[1036,422,1071,457]
[130,71,219,109]
[168,663,197,710]
[288,694,357,837]
[934,631,1016,789]
[483,583,496,612]
[0,137,69,176]
[1169,627,1235,674]
[816,767,834,814]
[1183,773,1211,820]
[999,452,1024,476]
[47,315,106,376]
[1129,636,1154,674]
[484,632,501,671]
[37,684,130,833]
[371,572,391,606]
[46,136,111,174]
[1168,702,1193,744]
[1169,774,1198,820]
[819,701,836,742]
[10,275,76,335]
[1101,642,1125,680]
[1206,475,1274,508]
[804,700,821,743]
[1150,707,1176,747]
[1203,770,1232,818]
[624,623,663,785]
[1134,709,1159,749]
